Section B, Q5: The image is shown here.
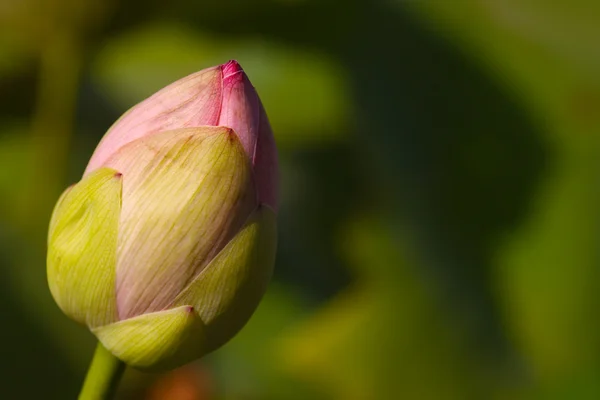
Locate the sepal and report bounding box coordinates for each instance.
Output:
[93,306,204,371]
[172,205,277,354]
[47,168,122,328]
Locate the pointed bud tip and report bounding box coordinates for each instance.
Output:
[185,306,194,313]
[113,172,123,179]
[222,60,243,76]
[221,60,248,86]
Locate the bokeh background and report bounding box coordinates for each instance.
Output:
[1,0,600,399]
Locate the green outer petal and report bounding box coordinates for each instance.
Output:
[171,205,277,355]
[47,168,122,328]
[92,305,204,371]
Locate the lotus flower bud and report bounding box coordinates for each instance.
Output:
[47,61,278,371]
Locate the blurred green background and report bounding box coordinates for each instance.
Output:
[1,0,600,399]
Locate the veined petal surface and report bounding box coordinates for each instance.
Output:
[172,205,276,353]
[85,65,223,174]
[93,305,204,371]
[47,168,122,328]
[104,127,257,319]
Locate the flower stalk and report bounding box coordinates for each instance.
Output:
[79,343,126,400]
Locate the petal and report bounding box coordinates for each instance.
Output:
[171,205,277,354]
[253,104,279,210]
[85,65,223,174]
[219,60,260,160]
[92,305,204,371]
[104,127,257,319]
[219,60,279,210]
[47,168,122,328]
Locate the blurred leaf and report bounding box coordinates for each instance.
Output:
[275,217,505,399]
[408,0,600,140]
[208,283,321,400]
[0,122,31,223]
[0,1,41,75]
[0,39,31,76]
[92,23,351,148]
[412,0,600,81]
[407,0,600,394]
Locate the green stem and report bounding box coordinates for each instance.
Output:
[78,343,126,400]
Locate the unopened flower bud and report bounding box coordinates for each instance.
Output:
[47,61,278,371]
